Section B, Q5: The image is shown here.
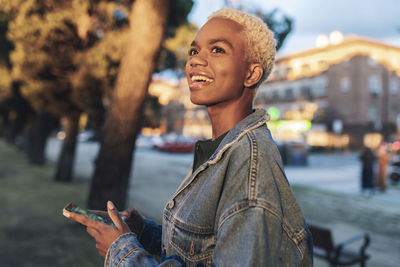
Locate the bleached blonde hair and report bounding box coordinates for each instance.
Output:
[208,8,276,87]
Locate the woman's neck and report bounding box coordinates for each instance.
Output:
[207,102,253,140]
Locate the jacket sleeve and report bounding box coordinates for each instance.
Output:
[105,233,184,267]
[210,134,311,266]
[212,206,305,266]
[138,219,162,256]
[213,206,286,267]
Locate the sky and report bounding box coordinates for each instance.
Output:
[188,0,400,57]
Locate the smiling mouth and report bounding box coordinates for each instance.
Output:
[191,75,214,83]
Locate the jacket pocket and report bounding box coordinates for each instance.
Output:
[170,222,215,264]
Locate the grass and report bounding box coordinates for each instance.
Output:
[0,140,103,267]
[291,184,400,236]
[291,185,400,267]
[2,139,399,266]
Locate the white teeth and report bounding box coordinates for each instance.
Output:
[191,75,214,82]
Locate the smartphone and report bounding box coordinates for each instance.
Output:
[63,202,115,226]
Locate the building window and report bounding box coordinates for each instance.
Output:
[340,77,351,92]
[390,77,398,95]
[368,57,378,66]
[300,86,312,99]
[391,105,398,120]
[368,105,379,122]
[369,75,381,95]
[272,90,279,100]
[313,77,327,97]
[284,88,294,99]
[369,104,382,130]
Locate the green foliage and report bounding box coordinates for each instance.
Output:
[159,22,197,72]
[0,12,13,68]
[165,0,194,38]
[226,2,294,52]
[155,0,194,72]
[0,12,13,94]
[259,9,293,51]
[0,0,133,119]
[0,0,194,119]
[2,0,86,114]
[142,94,162,128]
[0,66,11,93]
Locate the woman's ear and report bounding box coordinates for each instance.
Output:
[244,63,263,88]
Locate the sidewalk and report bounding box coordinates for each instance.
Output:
[46,137,400,216]
[46,138,400,267]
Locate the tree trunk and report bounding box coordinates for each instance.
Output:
[25,112,57,165]
[87,0,170,210]
[54,112,80,182]
[3,84,33,144]
[5,108,29,146]
[0,109,10,137]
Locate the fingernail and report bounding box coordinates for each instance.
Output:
[107,201,115,210]
[63,211,71,218]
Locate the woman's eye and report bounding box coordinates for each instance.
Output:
[189,48,198,56]
[211,47,225,53]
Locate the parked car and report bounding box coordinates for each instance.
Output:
[155,142,196,153]
[154,134,197,153]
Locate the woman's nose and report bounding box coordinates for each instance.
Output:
[189,53,207,67]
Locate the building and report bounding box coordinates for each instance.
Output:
[255,34,400,148]
[146,75,211,138]
[171,78,211,138]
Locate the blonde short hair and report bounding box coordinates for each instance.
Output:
[208,8,276,87]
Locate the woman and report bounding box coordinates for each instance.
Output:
[64,8,313,266]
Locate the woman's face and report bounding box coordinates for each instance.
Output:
[185,17,251,107]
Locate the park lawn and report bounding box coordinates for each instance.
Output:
[0,140,103,266]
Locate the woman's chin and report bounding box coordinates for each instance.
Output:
[189,96,206,106]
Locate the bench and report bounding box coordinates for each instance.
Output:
[308,223,370,267]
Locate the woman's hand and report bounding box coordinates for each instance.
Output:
[89,207,145,236]
[63,201,131,258]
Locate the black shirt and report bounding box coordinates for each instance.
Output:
[192,132,228,173]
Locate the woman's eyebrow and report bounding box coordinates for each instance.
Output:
[209,38,233,49]
[190,39,233,49]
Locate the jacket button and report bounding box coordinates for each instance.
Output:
[167,200,175,209]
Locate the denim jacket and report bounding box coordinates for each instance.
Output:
[105,109,313,267]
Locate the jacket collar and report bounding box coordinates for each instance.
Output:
[209,108,269,163]
[171,109,269,199]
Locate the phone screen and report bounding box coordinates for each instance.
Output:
[63,203,115,226]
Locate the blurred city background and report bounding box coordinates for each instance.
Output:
[0,0,399,266]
